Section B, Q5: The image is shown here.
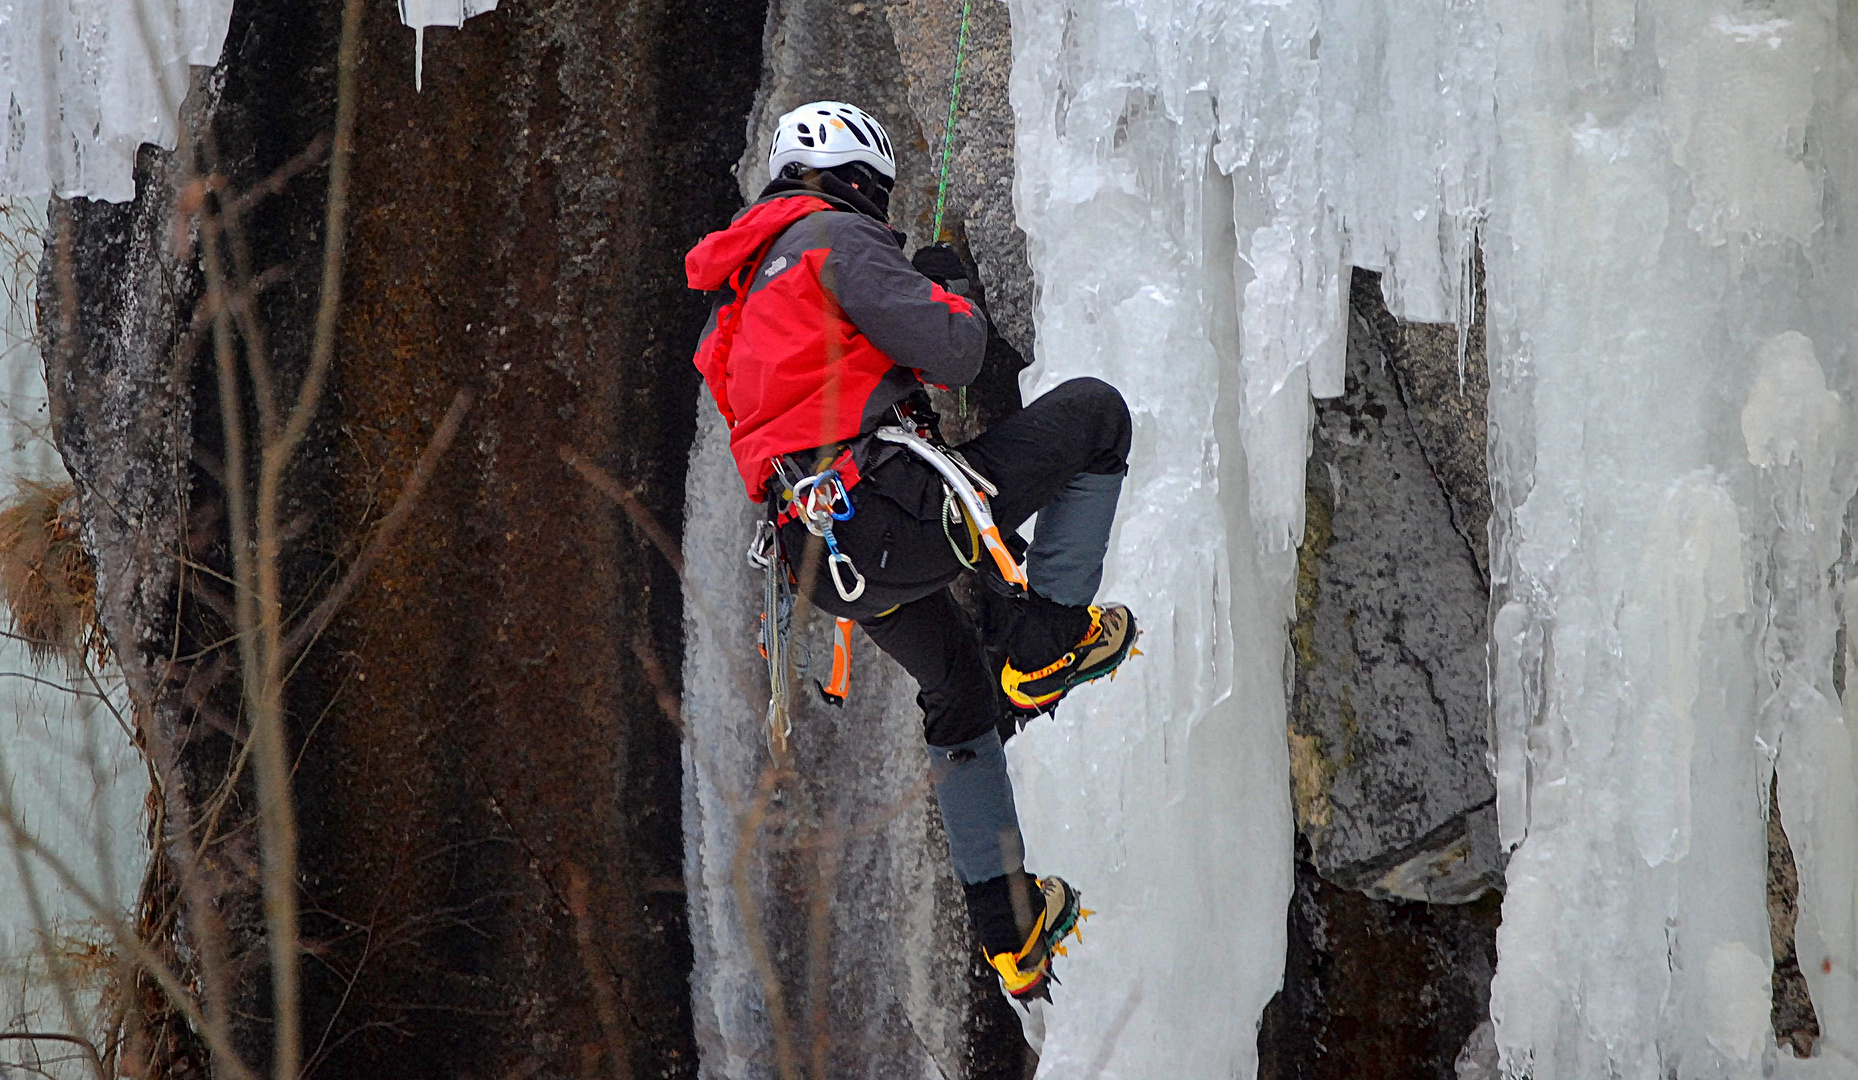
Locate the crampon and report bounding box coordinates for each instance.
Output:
[1000,604,1141,713]
[986,875,1093,1003]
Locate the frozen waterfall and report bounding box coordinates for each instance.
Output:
[0,0,231,200]
[0,199,143,1078]
[1484,2,1858,1077]
[1002,0,1858,1077]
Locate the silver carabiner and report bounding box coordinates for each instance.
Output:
[747,519,776,569]
[828,550,866,602]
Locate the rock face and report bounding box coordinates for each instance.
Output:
[1290,272,1497,902]
[680,1,1033,1076]
[1266,271,1501,1078]
[46,1,769,1075]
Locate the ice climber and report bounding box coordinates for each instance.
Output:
[684,100,1139,1002]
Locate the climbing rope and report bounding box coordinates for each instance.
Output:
[930,0,977,417]
[930,0,975,243]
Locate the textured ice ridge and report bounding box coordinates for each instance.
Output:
[1006,0,1858,1078]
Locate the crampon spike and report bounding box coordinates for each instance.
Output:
[1130,647,1144,658]
[1055,944,1067,957]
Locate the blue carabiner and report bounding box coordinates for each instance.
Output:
[831,480,855,522]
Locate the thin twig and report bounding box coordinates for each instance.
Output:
[0,1032,104,1079]
[558,446,685,574]
[0,766,254,1080]
[281,389,473,664]
[566,865,633,1080]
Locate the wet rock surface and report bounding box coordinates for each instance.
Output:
[49,0,769,1074]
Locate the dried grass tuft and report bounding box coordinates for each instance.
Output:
[0,480,104,666]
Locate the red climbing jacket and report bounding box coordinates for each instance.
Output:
[686,189,988,499]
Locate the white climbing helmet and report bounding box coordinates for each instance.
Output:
[768,101,896,181]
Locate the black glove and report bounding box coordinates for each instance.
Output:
[911,242,972,296]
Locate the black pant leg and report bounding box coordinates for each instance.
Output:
[955,376,1132,534]
[858,588,999,747]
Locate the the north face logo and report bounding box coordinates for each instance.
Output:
[763,256,789,278]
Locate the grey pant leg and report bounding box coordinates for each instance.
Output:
[928,731,1026,884]
[1026,470,1123,607]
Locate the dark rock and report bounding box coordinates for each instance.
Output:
[1770,785,1822,1058]
[1352,268,1491,585]
[1291,275,1497,900]
[1258,846,1500,1080]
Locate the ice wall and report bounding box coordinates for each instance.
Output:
[1483,2,1858,1076]
[0,0,231,200]
[0,199,144,1077]
[1003,0,1858,1076]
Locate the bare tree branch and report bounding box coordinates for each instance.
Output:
[282,389,474,665]
[558,446,686,575]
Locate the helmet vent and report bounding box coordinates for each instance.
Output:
[845,122,871,148]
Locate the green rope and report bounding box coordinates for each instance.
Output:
[930,0,977,418]
[930,0,974,243]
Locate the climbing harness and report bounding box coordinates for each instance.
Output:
[748,420,1026,741]
[873,424,1027,591]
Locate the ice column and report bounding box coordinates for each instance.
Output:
[1005,0,1491,1072]
[1483,1,1858,1076]
[0,0,232,200]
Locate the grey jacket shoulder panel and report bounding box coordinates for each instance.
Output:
[816,214,988,387]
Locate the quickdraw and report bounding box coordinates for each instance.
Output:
[776,460,867,603]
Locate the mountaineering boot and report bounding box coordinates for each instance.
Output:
[1000,603,1139,712]
[985,875,1090,1002]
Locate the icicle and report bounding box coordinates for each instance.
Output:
[0,0,233,200]
[399,0,501,91]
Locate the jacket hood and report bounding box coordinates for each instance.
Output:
[685,194,833,291]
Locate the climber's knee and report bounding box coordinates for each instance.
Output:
[1050,376,1131,474]
[921,687,1000,747]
